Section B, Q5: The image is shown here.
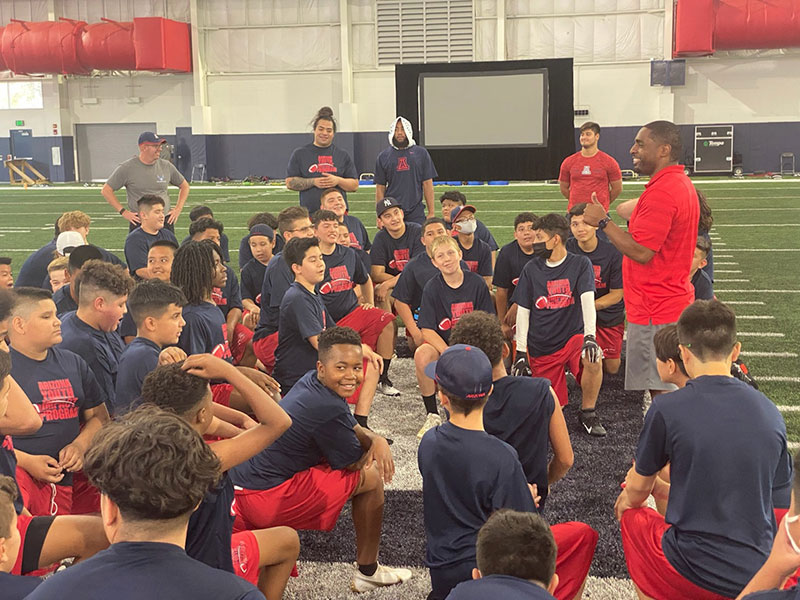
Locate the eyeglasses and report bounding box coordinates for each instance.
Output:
[287,225,314,233]
[785,513,800,554]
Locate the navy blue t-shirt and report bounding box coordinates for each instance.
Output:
[178,303,233,363]
[343,214,371,251]
[231,371,361,491]
[446,219,499,251]
[58,311,125,412]
[492,241,535,296]
[114,337,160,416]
[24,542,264,600]
[447,575,556,600]
[1,435,22,513]
[15,241,58,288]
[512,253,595,357]
[635,376,792,597]
[124,228,178,276]
[375,146,438,224]
[565,237,625,327]
[319,244,369,321]
[287,143,358,213]
[370,222,424,277]
[692,268,715,301]
[187,472,236,573]
[418,422,535,569]
[52,284,78,316]
[457,238,493,277]
[392,253,471,313]
[117,310,136,339]
[253,254,294,342]
[212,265,243,320]
[272,283,334,390]
[418,271,495,344]
[9,347,105,486]
[0,571,43,599]
[238,234,284,269]
[240,259,267,305]
[485,376,554,507]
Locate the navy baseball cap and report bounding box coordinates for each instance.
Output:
[376,196,402,217]
[450,204,477,223]
[424,344,493,400]
[138,131,167,145]
[248,224,274,241]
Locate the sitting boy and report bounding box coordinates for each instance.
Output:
[185,205,231,261]
[240,225,276,324]
[446,509,560,600]
[230,326,411,593]
[616,299,792,600]
[493,212,536,342]
[52,245,104,317]
[692,236,715,301]
[123,196,178,279]
[449,205,493,288]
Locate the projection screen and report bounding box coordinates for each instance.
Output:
[419,69,549,149]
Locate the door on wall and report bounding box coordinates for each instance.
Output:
[75,122,156,182]
[10,129,34,159]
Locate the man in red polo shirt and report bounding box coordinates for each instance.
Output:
[583,120,698,395]
[559,122,623,212]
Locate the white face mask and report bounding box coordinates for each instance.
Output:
[455,219,477,235]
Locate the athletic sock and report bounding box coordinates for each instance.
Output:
[358,562,378,577]
[354,414,368,428]
[423,394,437,415]
[380,358,392,382]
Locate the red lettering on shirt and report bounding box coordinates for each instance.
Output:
[308,156,338,174]
[324,265,353,293]
[36,378,79,421]
[535,279,574,310]
[212,325,233,361]
[450,302,475,324]
[348,232,363,250]
[397,157,410,171]
[212,287,226,306]
[593,265,606,289]
[388,249,411,272]
[2,435,13,452]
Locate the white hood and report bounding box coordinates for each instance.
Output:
[389,116,415,149]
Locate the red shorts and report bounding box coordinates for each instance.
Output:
[70,470,100,515]
[552,522,599,600]
[233,464,361,532]
[530,333,583,407]
[231,324,254,365]
[620,508,730,600]
[596,323,624,360]
[336,305,394,351]
[253,332,279,374]
[212,383,233,407]
[231,530,261,586]
[16,466,73,516]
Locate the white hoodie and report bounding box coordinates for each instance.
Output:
[389,116,416,149]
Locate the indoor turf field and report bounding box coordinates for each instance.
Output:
[0,179,798,598]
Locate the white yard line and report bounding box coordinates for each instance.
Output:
[736,315,775,319]
[724,301,765,305]
[741,351,797,357]
[736,332,785,337]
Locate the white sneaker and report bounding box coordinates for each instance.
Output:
[376,379,401,396]
[416,413,442,440]
[351,563,413,593]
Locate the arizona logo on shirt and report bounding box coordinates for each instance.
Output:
[37,379,79,421]
[388,248,411,272]
[593,265,606,289]
[308,156,338,174]
[535,279,575,310]
[348,232,363,250]
[397,157,410,171]
[581,165,591,175]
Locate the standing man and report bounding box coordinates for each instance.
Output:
[375,117,437,225]
[582,120,699,395]
[101,132,190,232]
[559,122,622,212]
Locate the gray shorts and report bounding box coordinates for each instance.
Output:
[625,321,679,392]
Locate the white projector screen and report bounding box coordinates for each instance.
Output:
[419,69,548,149]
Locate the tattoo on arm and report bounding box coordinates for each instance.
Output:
[287,177,315,191]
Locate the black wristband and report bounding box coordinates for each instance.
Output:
[597,216,610,230]
[119,207,126,215]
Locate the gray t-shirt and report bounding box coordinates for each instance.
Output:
[106,156,185,211]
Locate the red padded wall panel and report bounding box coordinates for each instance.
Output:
[78,20,135,70]
[716,0,800,50]
[133,17,191,72]
[674,0,716,57]
[1,19,88,75]
[0,27,6,71]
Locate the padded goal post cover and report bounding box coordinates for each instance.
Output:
[133,17,192,73]
[673,0,714,57]
[79,20,136,71]
[0,19,89,75]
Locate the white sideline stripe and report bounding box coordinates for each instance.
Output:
[761,376,800,382]
[714,242,727,246]
[714,223,800,227]
[717,289,800,293]
[714,262,739,265]
[715,270,742,273]
[736,315,775,319]
[724,301,765,305]
[778,406,800,412]
[713,208,800,212]
[715,255,734,258]
[722,248,800,252]
[736,332,785,337]
[790,442,800,451]
[741,351,797,357]
[714,278,749,282]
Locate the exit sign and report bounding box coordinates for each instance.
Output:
[15,120,24,126]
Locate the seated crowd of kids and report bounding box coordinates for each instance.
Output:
[0,181,795,600]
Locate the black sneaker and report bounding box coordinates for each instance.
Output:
[580,412,607,437]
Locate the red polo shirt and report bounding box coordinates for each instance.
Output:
[623,165,699,325]
[559,150,622,210]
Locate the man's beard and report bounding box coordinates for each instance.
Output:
[393,136,409,148]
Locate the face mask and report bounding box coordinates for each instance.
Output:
[533,241,553,260]
[455,219,477,235]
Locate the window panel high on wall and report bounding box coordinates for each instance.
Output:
[55,0,190,21]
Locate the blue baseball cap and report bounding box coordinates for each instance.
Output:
[138,131,166,145]
[248,224,274,241]
[449,204,477,223]
[376,196,402,217]
[424,344,493,400]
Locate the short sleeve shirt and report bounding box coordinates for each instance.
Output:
[187,472,236,573]
[230,372,361,490]
[558,150,622,211]
[178,303,233,363]
[124,228,178,276]
[511,253,595,356]
[286,143,358,214]
[343,214,371,251]
[240,259,267,305]
[319,244,369,321]
[52,285,78,317]
[273,283,335,390]
[114,337,161,416]
[418,422,536,569]
[253,254,294,341]
[106,156,185,212]
[418,271,495,344]
[624,166,699,325]
[565,238,625,327]
[374,145,438,224]
[634,376,792,597]
[492,241,535,295]
[212,266,243,319]
[370,223,424,277]
[692,269,715,301]
[15,241,58,288]
[457,238,493,277]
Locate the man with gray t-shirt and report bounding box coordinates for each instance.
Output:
[101,131,190,232]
